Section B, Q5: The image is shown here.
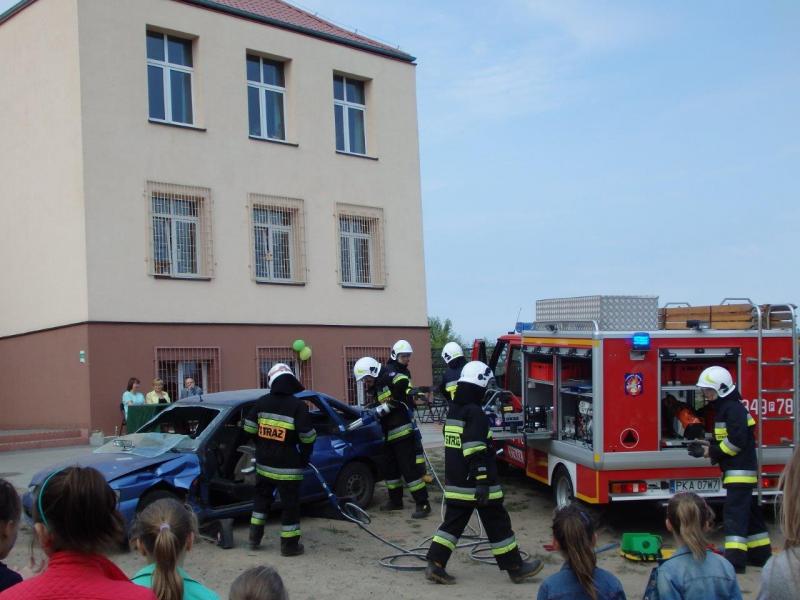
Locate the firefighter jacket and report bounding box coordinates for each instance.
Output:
[442,381,503,504]
[707,389,758,487]
[438,356,466,403]
[374,362,415,444]
[242,377,316,482]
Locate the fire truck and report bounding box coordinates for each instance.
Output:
[473,296,798,507]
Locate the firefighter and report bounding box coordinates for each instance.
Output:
[353,353,431,518]
[687,365,771,573]
[242,363,316,556]
[426,361,543,584]
[439,341,466,406]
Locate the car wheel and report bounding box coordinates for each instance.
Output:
[334,462,375,509]
[137,488,180,514]
[552,465,574,508]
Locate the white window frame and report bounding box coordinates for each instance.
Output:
[151,196,202,278]
[247,55,286,141]
[340,219,372,285]
[147,31,194,125]
[253,207,293,282]
[337,206,384,288]
[334,75,367,155]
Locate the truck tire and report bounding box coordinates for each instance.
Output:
[335,461,375,509]
[552,465,574,508]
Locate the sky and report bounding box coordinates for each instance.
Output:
[2,0,798,341]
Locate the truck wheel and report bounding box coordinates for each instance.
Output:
[335,462,375,509]
[552,466,574,508]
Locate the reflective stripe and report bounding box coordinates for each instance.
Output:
[725,536,748,551]
[250,511,267,525]
[463,442,487,457]
[243,419,258,434]
[259,412,295,425]
[433,531,457,551]
[407,478,426,492]
[392,374,410,384]
[377,388,392,402]
[491,536,518,556]
[387,423,413,441]
[386,479,403,490]
[487,430,493,440]
[445,419,465,428]
[256,464,304,481]
[720,438,740,456]
[416,454,425,464]
[747,415,757,427]
[444,485,503,502]
[298,429,317,444]
[257,417,296,431]
[747,533,771,548]
[723,469,758,484]
[280,524,301,538]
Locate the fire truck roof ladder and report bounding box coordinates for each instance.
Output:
[727,299,799,505]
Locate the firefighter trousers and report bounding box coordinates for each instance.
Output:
[383,436,429,505]
[249,474,302,548]
[427,500,523,571]
[723,485,771,570]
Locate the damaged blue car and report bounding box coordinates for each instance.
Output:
[23,390,385,537]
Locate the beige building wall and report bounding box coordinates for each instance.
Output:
[75,0,428,328]
[0,0,89,337]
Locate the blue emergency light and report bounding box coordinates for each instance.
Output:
[631,332,651,351]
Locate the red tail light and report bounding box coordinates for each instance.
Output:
[610,481,647,494]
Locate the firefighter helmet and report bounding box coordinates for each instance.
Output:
[441,341,464,364]
[391,340,413,360]
[267,363,294,387]
[353,357,381,382]
[458,361,494,388]
[696,366,735,397]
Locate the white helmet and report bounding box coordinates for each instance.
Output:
[441,342,464,364]
[458,361,494,388]
[391,340,413,360]
[353,357,381,382]
[697,366,735,397]
[267,363,294,387]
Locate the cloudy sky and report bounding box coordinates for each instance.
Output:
[2,1,798,341]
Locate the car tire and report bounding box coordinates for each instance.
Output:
[334,461,375,509]
[137,488,180,514]
[552,465,574,508]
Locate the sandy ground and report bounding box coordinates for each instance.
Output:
[3,446,778,600]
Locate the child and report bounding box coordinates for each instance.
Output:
[0,479,22,593]
[130,498,218,600]
[229,566,288,600]
[537,504,626,600]
[0,466,155,600]
[652,492,742,600]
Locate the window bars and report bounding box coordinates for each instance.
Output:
[249,195,306,284]
[256,346,313,389]
[147,182,213,278]
[343,345,391,405]
[154,347,221,402]
[337,204,385,288]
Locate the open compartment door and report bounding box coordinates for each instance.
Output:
[523,347,557,440]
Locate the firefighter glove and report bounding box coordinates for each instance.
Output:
[687,441,707,458]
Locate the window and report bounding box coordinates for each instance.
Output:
[247,55,286,141]
[147,182,213,278]
[147,30,194,125]
[155,347,221,402]
[337,204,385,287]
[333,75,366,154]
[344,345,391,405]
[256,347,313,389]
[249,195,305,284]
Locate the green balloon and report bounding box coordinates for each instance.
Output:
[292,339,306,352]
[299,346,312,361]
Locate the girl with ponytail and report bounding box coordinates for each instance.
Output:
[537,505,626,600]
[130,498,218,600]
[650,492,742,600]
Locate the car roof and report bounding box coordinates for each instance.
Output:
[173,389,333,408]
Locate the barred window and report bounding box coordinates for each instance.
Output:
[155,347,221,402]
[250,196,305,284]
[256,347,313,390]
[337,204,385,288]
[147,182,213,278]
[344,345,391,405]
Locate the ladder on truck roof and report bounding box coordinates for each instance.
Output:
[722,299,799,505]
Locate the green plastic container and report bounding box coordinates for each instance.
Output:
[621,533,663,557]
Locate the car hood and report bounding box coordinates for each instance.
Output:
[28,452,186,487]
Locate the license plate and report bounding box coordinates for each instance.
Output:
[669,478,721,493]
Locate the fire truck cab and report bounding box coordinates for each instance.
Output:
[476,297,798,507]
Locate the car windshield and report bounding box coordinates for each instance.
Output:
[127,405,223,452]
[93,432,191,457]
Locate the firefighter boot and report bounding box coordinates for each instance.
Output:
[248,524,264,550]
[508,558,544,584]
[380,500,404,511]
[280,537,305,557]
[411,502,431,519]
[425,560,456,585]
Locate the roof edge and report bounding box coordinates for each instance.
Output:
[179,0,416,63]
[0,0,37,26]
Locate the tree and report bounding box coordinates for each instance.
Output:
[428,316,465,352]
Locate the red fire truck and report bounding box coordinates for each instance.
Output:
[473,296,798,507]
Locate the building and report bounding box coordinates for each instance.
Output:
[0,0,430,438]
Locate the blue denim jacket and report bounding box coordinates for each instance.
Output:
[537,564,627,600]
[654,547,742,600]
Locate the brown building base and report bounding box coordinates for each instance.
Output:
[0,322,431,435]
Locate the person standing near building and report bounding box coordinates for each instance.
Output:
[242,364,316,556]
[180,377,203,399]
[122,378,145,420]
[426,361,543,585]
[688,366,771,573]
[439,342,466,406]
[353,354,431,519]
[144,378,171,405]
